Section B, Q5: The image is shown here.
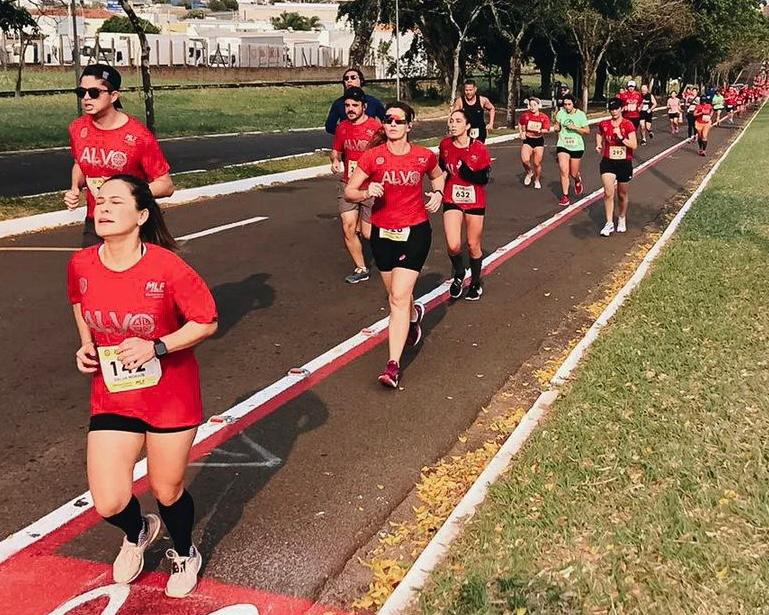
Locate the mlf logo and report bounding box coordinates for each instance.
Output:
[79,277,88,296]
[144,280,166,299]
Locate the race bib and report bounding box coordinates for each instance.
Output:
[452,184,477,204]
[346,160,358,175]
[98,345,162,393]
[469,128,480,139]
[641,103,650,111]
[85,176,108,198]
[526,120,542,133]
[688,105,696,112]
[562,135,579,147]
[627,103,637,112]
[701,114,711,123]
[609,146,627,160]
[379,227,410,242]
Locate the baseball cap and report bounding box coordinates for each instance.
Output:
[607,98,623,110]
[627,79,637,87]
[343,86,367,104]
[80,64,123,108]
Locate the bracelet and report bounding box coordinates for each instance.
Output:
[434,189,443,196]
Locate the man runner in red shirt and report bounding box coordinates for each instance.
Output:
[618,80,644,131]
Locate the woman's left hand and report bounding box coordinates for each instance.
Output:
[116,337,157,370]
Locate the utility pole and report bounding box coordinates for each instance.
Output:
[71,0,81,114]
[395,0,400,100]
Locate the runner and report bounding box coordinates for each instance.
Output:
[518,97,551,190]
[666,90,682,134]
[344,102,445,388]
[596,98,638,237]
[451,79,496,142]
[711,89,725,125]
[330,86,381,284]
[65,64,174,249]
[555,83,571,110]
[618,80,644,131]
[66,175,218,598]
[724,87,738,124]
[638,84,657,144]
[325,68,386,134]
[684,87,699,139]
[439,109,492,301]
[693,95,714,156]
[553,94,590,206]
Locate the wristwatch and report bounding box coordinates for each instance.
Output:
[153,339,168,358]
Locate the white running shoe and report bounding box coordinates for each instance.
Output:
[165,546,203,598]
[600,221,615,237]
[616,217,627,233]
[523,172,533,186]
[534,179,542,190]
[112,514,161,584]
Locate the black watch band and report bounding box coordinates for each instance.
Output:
[153,339,168,358]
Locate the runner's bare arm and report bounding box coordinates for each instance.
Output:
[483,97,496,129]
[424,165,446,213]
[595,132,603,153]
[71,304,98,374]
[345,167,379,201]
[64,164,85,210]
[625,130,639,151]
[149,174,174,198]
[117,321,218,370]
[452,97,463,112]
[330,149,343,174]
[651,95,658,109]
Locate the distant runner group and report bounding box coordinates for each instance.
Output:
[60,63,768,599]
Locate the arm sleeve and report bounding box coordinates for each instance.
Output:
[458,164,490,185]
[67,257,81,304]
[171,259,218,324]
[140,132,171,180]
[325,99,343,135]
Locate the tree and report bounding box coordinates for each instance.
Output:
[208,0,237,11]
[337,0,380,66]
[270,11,321,31]
[98,14,160,34]
[117,0,155,131]
[1,0,41,96]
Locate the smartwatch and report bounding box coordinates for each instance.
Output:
[153,339,168,358]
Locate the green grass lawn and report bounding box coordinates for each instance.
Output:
[418,105,769,613]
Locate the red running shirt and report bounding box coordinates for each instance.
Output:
[619,91,644,118]
[598,119,636,161]
[694,103,714,123]
[439,137,492,209]
[356,143,439,228]
[331,117,381,183]
[67,244,217,428]
[69,114,171,218]
[518,111,551,137]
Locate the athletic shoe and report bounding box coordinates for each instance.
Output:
[699,150,706,157]
[465,282,483,301]
[641,138,648,145]
[449,274,464,299]
[574,176,584,196]
[649,131,655,139]
[523,172,533,186]
[411,302,425,325]
[559,195,570,206]
[616,217,627,233]
[534,179,542,190]
[600,221,615,237]
[406,322,423,347]
[345,267,370,284]
[378,360,400,388]
[165,546,202,598]
[113,514,161,584]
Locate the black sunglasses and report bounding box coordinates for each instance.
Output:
[343,74,360,81]
[384,115,409,125]
[75,86,112,99]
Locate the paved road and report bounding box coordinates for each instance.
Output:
[0,119,449,198]
[0,114,751,614]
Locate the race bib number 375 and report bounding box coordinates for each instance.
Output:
[98,345,162,393]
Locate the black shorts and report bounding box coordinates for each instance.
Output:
[725,105,734,112]
[600,158,633,183]
[370,221,432,273]
[443,203,486,216]
[82,217,101,248]
[555,146,584,159]
[668,112,679,119]
[628,117,641,129]
[523,137,545,148]
[639,111,653,122]
[89,413,199,434]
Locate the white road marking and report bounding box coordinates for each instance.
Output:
[176,216,268,241]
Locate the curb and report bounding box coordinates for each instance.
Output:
[376,102,765,615]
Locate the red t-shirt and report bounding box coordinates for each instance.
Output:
[439,137,492,209]
[356,143,439,228]
[67,244,217,428]
[619,90,644,119]
[598,119,636,161]
[68,114,171,218]
[331,117,381,183]
[694,103,714,123]
[518,111,550,137]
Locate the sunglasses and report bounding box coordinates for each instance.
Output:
[343,74,360,81]
[75,86,112,99]
[384,115,409,125]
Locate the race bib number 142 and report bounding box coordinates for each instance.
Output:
[98,345,162,393]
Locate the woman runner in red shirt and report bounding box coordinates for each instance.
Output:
[67,175,217,598]
[345,102,445,388]
[518,98,551,189]
[693,97,714,156]
[439,109,492,301]
[595,98,638,236]
[64,65,174,248]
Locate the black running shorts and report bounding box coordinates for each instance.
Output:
[556,146,584,159]
[443,203,486,216]
[370,221,432,273]
[89,413,199,434]
[523,137,545,148]
[599,158,633,183]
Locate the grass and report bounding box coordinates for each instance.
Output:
[0,83,445,151]
[418,105,769,614]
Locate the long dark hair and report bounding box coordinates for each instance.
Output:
[368,101,416,149]
[102,175,177,251]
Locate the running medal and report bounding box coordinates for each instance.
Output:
[98,345,162,393]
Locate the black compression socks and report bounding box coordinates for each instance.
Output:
[157,490,195,555]
[702,140,708,151]
[449,253,464,278]
[470,256,483,284]
[104,495,144,543]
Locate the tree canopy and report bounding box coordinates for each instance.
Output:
[270,11,322,31]
[98,15,161,34]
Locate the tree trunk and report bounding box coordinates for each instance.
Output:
[348,0,379,67]
[449,42,461,107]
[580,58,593,111]
[14,32,30,98]
[500,59,510,106]
[119,0,155,131]
[593,57,607,101]
[506,52,521,127]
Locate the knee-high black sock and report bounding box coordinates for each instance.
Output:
[449,253,464,278]
[104,495,144,543]
[157,490,195,555]
[702,140,708,151]
[697,137,703,149]
[470,256,483,284]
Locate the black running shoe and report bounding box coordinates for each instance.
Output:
[449,274,464,299]
[465,282,483,301]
